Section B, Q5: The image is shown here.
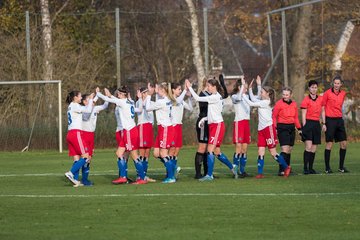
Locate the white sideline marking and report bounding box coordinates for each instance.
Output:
[0,192,359,198]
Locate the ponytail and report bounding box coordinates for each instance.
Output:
[231,79,242,95]
[167,83,177,105]
[262,86,276,107]
[207,79,224,98]
[159,82,177,105]
[66,90,80,104]
[80,93,89,106]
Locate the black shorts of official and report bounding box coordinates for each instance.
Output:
[325,117,347,143]
[301,120,321,145]
[277,123,295,146]
[196,117,209,143]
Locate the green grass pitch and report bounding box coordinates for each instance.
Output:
[0,143,360,240]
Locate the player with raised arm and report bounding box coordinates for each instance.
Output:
[64,90,94,187]
[96,86,147,185]
[241,76,291,179]
[169,82,193,179]
[136,86,156,182]
[80,93,109,186]
[144,82,177,183]
[231,76,252,178]
[193,74,228,179]
[186,78,237,181]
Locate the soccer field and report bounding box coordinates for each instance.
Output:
[0,143,359,240]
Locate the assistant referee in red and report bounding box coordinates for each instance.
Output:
[321,75,348,174]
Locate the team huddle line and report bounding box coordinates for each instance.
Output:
[64,74,349,187]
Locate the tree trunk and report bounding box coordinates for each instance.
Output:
[40,0,53,81]
[331,21,355,71]
[289,3,313,103]
[185,0,206,91]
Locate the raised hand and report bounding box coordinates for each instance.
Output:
[95,87,100,93]
[104,88,111,97]
[249,78,255,89]
[185,79,192,89]
[136,89,141,99]
[256,75,261,86]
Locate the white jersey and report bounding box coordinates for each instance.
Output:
[67,101,93,131]
[82,100,109,132]
[189,87,223,124]
[145,95,172,127]
[136,99,154,125]
[232,86,250,121]
[97,92,140,131]
[171,90,193,125]
[114,106,123,132]
[242,89,273,130]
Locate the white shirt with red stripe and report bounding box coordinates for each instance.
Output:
[114,106,123,131]
[188,87,223,124]
[136,99,154,125]
[242,90,273,130]
[231,86,250,121]
[171,90,193,125]
[67,100,93,131]
[97,92,139,131]
[144,95,172,127]
[82,99,109,132]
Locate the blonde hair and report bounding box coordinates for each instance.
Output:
[159,82,177,105]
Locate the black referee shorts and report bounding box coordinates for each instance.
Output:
[325,117,347,142]
[196,117,209,143]
[277,123,295,146]
[301,120,321,144]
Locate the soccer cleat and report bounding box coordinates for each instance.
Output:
[162,177,176,184]
[174,166,182,179]
[278,171,284,176]
[309,169,318,174]
[325,169,333,174]
[338,167,349,173]
[73,182,84,188]
[65,171,80,185]
[112,177,128,184]
[194,174,203,179]
[199,175,214,182]
[232,165,239,179]
[255,174,264,179]
[144,176,156,183]
[284,166,291,177]
[132,179,148,185]
[303,169,309,175]
[239,172,251,178]
[82,180,93,186]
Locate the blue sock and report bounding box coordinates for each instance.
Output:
[142,157,148,174]
[257,156,264,174]
[120,158,128,177]
[134,159,145,180]
[117,158,122,176]
[217,153,233,170]
[240,153,247,174]
[275,154,288,169]
[71,162,79,180]
[81,163,90,182]
[171,156,178,171]
[233,153,240,166]
[207,153,215,176]
[164,157,174,179]
[70,158,86,179]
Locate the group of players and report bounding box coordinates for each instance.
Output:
[64,74,348,187]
